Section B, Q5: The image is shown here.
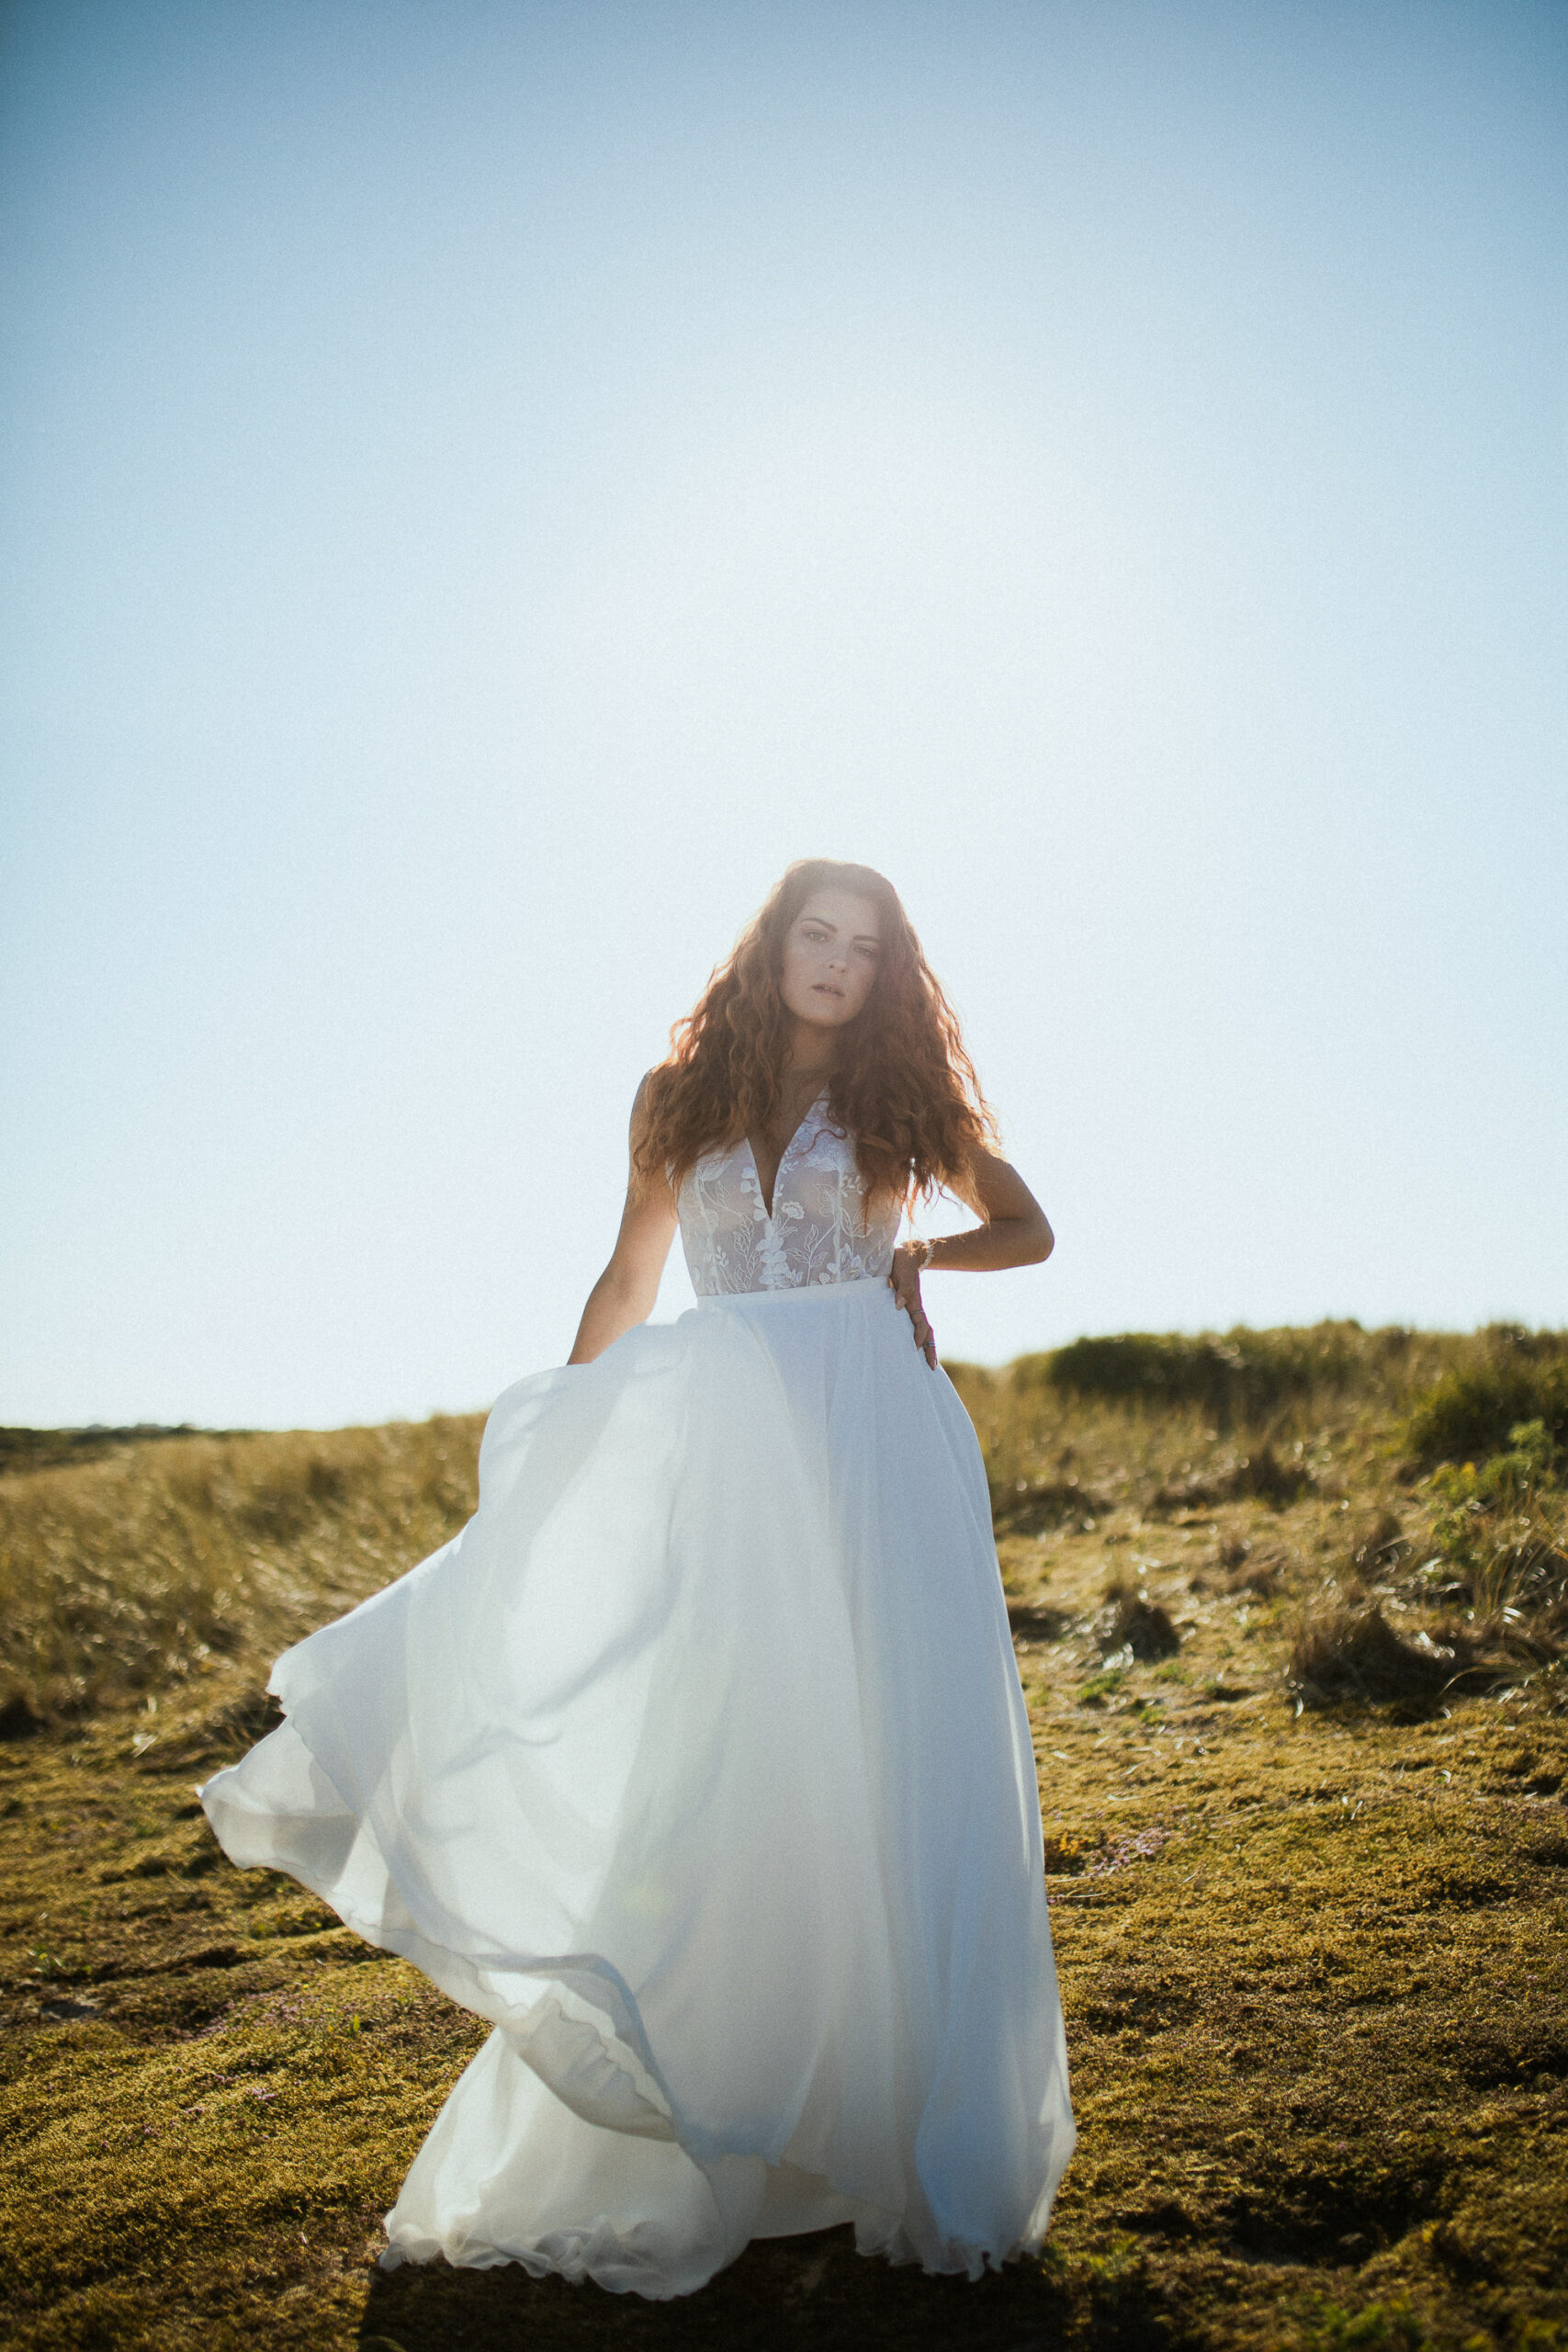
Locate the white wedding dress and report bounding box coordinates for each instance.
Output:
[201,1102,1075,2297]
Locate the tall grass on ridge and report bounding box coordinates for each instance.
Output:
[0,1418,482,1730]
[6,1322,1566,1739]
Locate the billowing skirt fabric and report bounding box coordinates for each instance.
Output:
[201,1276,1075,2298]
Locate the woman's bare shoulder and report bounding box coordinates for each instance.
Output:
[630,1068,677,1160]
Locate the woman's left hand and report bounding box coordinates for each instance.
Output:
[889,1247,937,1369]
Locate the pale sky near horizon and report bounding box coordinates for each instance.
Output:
[2,0,1565,1430]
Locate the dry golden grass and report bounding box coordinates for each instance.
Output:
[0,1418,483,1730]
[1,1327,1566,2350]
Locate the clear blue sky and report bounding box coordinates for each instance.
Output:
[2,0,1565,1429]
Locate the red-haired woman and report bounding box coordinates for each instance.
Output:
[203,862,1076,2298]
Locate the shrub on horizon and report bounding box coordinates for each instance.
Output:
[1404,1357,1568,1471]
[1019,1324,1373,1427]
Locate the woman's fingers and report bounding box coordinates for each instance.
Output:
[908,1308,936,1366]
[889,1255,935,1363]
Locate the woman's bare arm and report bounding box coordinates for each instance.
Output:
[922,1148,1054,1272]
[568,1080,680,1366]
[889,1148,1053,1368]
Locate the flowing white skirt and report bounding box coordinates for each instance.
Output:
[201,1276,1075,2298]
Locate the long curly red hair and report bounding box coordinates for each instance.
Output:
[635,860,998,1214]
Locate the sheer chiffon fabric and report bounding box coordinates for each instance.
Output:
[201,1124,1075,2299]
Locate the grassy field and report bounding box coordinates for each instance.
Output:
[1,1323,1565,2350]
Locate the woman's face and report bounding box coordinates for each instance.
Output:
[778,889,883,1031]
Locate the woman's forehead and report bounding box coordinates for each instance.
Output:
[796,890,881,940]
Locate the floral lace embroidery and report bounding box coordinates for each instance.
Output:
[677,1102,900,1296]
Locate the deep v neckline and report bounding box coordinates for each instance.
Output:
[746,1093,827,1222]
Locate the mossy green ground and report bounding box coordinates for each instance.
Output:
[2,1346,1566,2349]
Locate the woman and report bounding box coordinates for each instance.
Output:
[202,859,1076,2299]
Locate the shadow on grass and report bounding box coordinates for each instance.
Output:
[355,2229,1177,2350]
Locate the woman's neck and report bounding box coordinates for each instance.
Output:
[782,1021,838,1084]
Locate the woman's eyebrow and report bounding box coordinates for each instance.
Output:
[800,908,881,946]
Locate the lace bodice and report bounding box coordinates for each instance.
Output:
[677,1100,901,1295]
